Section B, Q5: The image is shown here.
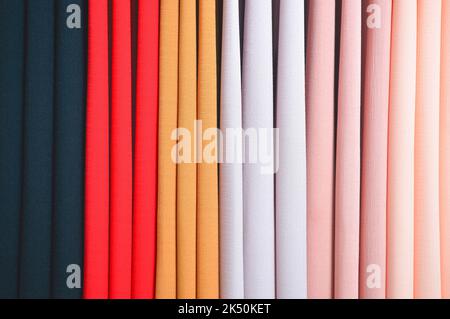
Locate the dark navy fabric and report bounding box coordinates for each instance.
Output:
[51,0,86,299]
[0,0,25,299]
[19,0,55,299]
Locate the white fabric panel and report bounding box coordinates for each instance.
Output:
[219,0,245,300]
[242,0,276,299]
[275,0,307,299]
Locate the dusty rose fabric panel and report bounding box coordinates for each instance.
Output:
[360,0,391,299]
[334,0,361,300]
[441,0,450,300]
[414,0,442,299]
[387,0,416,299]
[305,0,336,299]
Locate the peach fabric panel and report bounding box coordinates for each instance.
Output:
[387,0,416,299]
[441,0,450,300]
[334,0,362,300]
[305,0,336,299]
[360,0,392,299]
[414,0,442,299]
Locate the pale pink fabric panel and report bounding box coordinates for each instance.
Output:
[360,0,392,299]
[415,0,442,299]
[334,0,361,299]
[305,0,336,299]
[387,0,416,299]
[441,0,450,300]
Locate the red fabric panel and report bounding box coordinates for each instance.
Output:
[132,0,159,299]
[109,0,133,299]
[84,0,110,299]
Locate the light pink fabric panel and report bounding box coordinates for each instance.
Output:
[334,0,361,300]
[305,0,335,299]
[415,0,442,299]
[360,0,391,299]
[387,0,416,299]
[441,0,450,300]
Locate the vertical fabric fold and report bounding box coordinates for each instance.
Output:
[360,0,391,300]
[334,0,361,299]
[0,0,25,299]
[177,0,197,299]
[109,0,133,299]
[305,0,336,299]
[242,0,275,299]
[441,0,450,299]
[387,0,416,299]
[275,0,307,299]
[197,0,220,299]
[52,0,87,299]
[84,0,110,299]
[414,0,442,299]
[219,0,244,300]
[19,0,55,299]
[156,0,179,299]
[132,0,159,299]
